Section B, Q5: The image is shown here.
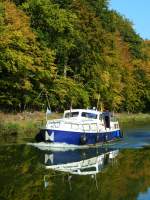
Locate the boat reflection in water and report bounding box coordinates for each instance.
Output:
[35,146,120,189]
[41,147,119,176]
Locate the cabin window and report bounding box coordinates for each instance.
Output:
[64,112,79,118]
[81,112,97,119]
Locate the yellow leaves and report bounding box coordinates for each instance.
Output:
[112,95,124,110]
[102,55,113,66]
[5,49,35,72]
[0,1,56,81]
[114,32,131,62]
[35,65,56,80]
[132,58,150,80]
[21,163,29,174]
[100,71,110,87]
[33,49,57,79]
[0,1,36,51]
[4,0,36,41]
[50,64,57,79]
[144,62,150,79]
[22,80,32,91]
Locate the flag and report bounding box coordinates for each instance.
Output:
[46,107,52,115]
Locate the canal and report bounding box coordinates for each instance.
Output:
[0,122,150,200]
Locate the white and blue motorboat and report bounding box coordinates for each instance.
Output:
[35,108,122,147]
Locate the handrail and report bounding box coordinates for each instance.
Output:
[47,120,100,131]
[47,119,99,126]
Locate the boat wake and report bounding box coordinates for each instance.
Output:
[27,142,91,151]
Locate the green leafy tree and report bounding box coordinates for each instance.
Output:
[0,1,56,111]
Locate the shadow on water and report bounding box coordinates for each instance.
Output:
[0,121,150,200]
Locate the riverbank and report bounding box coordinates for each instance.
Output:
[116,113,150,123]
[0,111,61,143]
[0,111,150,142]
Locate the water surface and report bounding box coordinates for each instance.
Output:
[0,122,150,200]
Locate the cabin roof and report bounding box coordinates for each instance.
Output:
[64,109,102,115]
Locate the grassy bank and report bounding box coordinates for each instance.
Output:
[0,111,61,143]
[0,111,150,143]
[116,113,150,123]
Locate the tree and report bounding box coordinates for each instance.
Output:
[0,1,56,111]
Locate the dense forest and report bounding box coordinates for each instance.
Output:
[0,0,150,112]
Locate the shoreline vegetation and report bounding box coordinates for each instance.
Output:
[0,111,150,142]
[0,111,61,143]
[116,113,150,123]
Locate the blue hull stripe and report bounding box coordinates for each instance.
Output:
[44,129,122,145]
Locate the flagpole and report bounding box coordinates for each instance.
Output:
[46,109,47,121]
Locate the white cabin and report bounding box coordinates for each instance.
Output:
[45,109,119,132]
[63,109,102,121]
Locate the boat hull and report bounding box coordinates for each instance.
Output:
[35,128,122,145]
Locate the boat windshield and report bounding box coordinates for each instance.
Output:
[64,112,79,118]
[81,112,97,119]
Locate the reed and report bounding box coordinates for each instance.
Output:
[116,113,150,123]
[0,111,61,140]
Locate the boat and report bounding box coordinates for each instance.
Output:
[35,108,122,147]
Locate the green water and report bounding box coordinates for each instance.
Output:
[0,123,150,200]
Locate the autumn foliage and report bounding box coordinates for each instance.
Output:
[0,0,150,112]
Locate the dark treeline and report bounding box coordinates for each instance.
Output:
[0,0,150,112]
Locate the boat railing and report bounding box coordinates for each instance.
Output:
[46,120,101,131]
[110,116,118,122]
